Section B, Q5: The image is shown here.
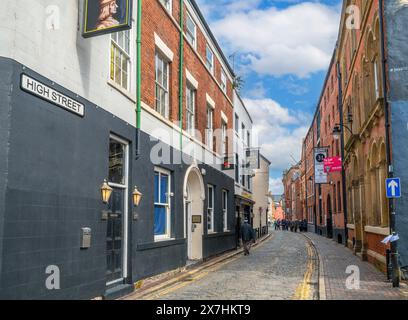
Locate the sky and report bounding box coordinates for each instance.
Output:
[196,0,343,194]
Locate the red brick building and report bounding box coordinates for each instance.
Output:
[313,54,346,243]
[141,0,235,148]
[282,165,302,221]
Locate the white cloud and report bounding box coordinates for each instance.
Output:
[209,2,341,77]
[243,98,310,172]
[270,177,284,195]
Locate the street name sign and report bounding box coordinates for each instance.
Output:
[386,178,401,199]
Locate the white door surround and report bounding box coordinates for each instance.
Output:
[183,164,205,260]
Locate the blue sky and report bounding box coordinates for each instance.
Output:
[196,0,342,194]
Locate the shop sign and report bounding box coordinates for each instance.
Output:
[21,74,84,117]
[192,215,202,224]
[314,147,328,184]
[83,0,133,38]
[324,157,342,173]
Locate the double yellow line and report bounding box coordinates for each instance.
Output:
[293,243,314,300]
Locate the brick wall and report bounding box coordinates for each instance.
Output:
[141,0,234,154]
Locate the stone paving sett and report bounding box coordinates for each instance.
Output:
[305,233,407,300]
[157,231,309,300]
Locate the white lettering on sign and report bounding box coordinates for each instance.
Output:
[21,74,84,117]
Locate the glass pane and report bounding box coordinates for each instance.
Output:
[208,187,213,208]
[122,71,128,90]
[118,32,124,49]
[110,44,115,81]
[161,90,166,116]
[124,31,130,53]
[156,58,163,85]
[160,174,168,204]
[154,173,159,203]
[154,205,167,235]
[163,62,168,89]
[208,209,212,230]
[109,139,125,184]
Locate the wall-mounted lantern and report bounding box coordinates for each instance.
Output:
[132,186,143,221]
[132,186,143,207]
[101,179,113,204]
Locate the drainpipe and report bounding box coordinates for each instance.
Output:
[135,0,142,158]
[179,0,184,151]
[337,61,348,248]
[379,0,399,287]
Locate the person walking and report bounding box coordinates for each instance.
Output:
[240,219,256,256]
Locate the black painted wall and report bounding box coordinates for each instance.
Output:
[0,58,14,281]
[0,58,236,299]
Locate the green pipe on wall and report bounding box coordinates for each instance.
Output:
[136,0,142,130]
[179,0,184,151]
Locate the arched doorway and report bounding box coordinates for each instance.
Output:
[183,165,205,261]
[327,194,333,239]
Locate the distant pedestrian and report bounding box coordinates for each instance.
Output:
[240,219,256,256]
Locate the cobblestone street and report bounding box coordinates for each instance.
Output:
[133,231,312,300]
[125,230,408,301]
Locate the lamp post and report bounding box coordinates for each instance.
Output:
[332,123,351,248]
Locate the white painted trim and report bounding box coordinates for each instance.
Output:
[347,224,355,229]
[186,69,199,89]
[206,93,215,109]
[154,33,174,62]
[364,225,390,236]
[221,111,228,124]
[367,249,387,265]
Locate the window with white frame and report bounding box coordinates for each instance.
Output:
[186,12,196,48]
[206,45,214,74]
[186,85,196,136]
[110,30,131,91]
[206,107,214,150]
[222,190,228,231]
[235,114,239,133]
[221,121,227,156]
[154,168,171,240]
[155,52,170,118]
[241,123,245,140]
[207,185,214,232]
[159,0,172,11]
[374,59,380,100]
[221,69,227,93]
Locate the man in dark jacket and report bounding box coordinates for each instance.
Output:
[240,219,255,255]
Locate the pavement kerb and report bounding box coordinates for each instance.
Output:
[301,233,325,300]
[120,233,273,300]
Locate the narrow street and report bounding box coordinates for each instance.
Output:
[125,230,408,301]
[126,231,317,300]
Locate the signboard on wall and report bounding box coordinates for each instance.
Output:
[83,0,132,38]
[21,74,85,117]
[324,157,342,173]
[314,147,328,184]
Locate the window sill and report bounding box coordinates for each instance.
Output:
[154,237,175,242]
[137,238,186,251]
[107,79,135,103]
